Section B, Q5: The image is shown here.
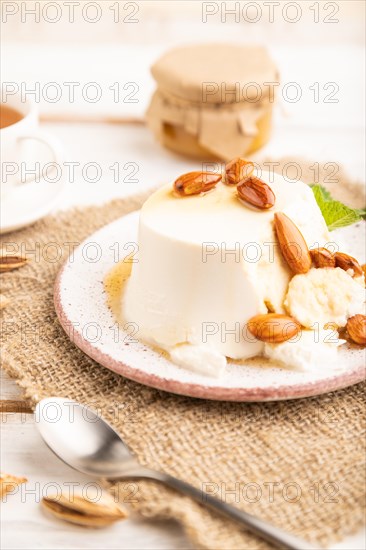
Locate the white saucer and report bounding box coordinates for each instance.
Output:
[0,176,65,234]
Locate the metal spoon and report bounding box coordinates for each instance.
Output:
[35,398,315,550]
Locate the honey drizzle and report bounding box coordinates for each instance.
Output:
[104,260,170,359]
[104,260,132,325]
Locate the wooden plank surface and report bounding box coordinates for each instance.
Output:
[1,413,192,550]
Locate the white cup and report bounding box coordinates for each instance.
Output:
[1,90,63,198]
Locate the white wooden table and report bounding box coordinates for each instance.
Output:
[1,40,365,549]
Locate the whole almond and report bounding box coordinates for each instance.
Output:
[0,255,28,272]
[237,176,276,210]
[361,264,366,286]
[310,247,336,268]
[1,473,27,498]
[42,491,128,528]
[334,252,363,278]
[274,212,311,274]
[225,158,254,185]
[247,313,301,343]
[346,315,366,345]
[173,172,222,196]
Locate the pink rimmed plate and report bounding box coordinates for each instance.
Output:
[54,211,365,401]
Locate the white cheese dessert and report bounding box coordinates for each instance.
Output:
[122,162,365,375]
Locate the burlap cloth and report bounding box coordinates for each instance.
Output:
[1,159,365,550]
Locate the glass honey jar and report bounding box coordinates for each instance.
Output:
[146,43,279,161]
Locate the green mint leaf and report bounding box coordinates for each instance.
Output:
[311,184,333,203]
[319,201,363,231]
[310,184,364,231]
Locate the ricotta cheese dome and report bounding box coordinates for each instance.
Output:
[122,169,332,372]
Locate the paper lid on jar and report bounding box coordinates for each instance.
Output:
[151,43,278,104]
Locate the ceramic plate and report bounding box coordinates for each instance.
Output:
[54,211,365,401]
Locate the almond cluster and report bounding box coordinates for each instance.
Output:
[253,216,365,345]
[173,157,276,210]
[172,161,365,347]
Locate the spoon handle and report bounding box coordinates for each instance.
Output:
[142,469,316,550]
